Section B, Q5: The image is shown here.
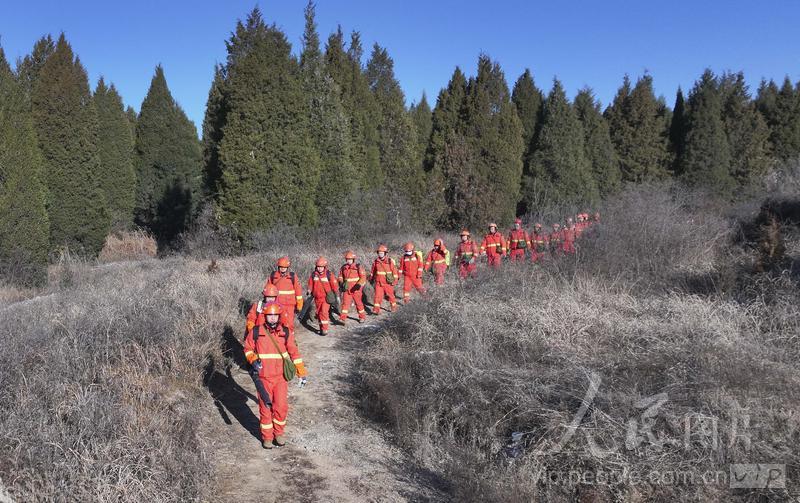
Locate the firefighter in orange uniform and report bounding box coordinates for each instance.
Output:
[243,302,307,449]
[307,257,338,336]
[456,230,480,278]
[267,257,303,330]
[481,223,507,267]
[398,242,426,303]
[562,217,577,255]
[246,283,279,333]
[370,245,399,314]
[530,223,549,263]
[549,223,564,256]
[424,239,449,285]
[338,251,367,324]
[507,218,530,262]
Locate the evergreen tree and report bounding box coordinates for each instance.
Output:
[511,69,544,156]
[94,78,136,230]
[719,72,771,186]
[762,77,800,161]
[457,55,524,227]
[125,106,137,139]
[134,65,202,246]
[201,65,227,198]
[681,69,734,196]
[0,47,49,285]
[31,34,109,255]
[215,8,321,239]
[526,79,597,207]
[668,87,688,174]
[605,74,670,182]
[409,93,432,165]
[299,1,355,223]
[325,28,381,192]
[574,88,620,198]
[17,35,54,96]
[426,67,467,172]
[366,43,423,227]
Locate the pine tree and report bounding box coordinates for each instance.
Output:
[125,106,137,139]
[366,43,423,227]
[574,88,620,198]
[201,65,227,198]
[605,74,670,182]
[31,34,109,255]
[325,28,381,192]
[215,8,321,239]
[409,93,432,165]
[681,69,735,196]
[511,69,544,157]
[668,87,688,174]
[457,55,524,227]
[17,35,54,96]
[134,65,202,246]
[761,77,800,161]
[94,78,136,230]
[299,1,354,224]
[719,72,771,186]
[526,79,597,207]
[0,47,49,285]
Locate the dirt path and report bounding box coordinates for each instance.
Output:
[203,310,449,502]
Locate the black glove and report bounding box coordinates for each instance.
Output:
[252,360,263,373]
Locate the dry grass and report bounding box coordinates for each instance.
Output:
[98,230,158,263]
[356,185,800,501]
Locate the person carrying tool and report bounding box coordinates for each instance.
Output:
[307,257,338,336]
[456,230,480,278]
[424,239,449,285]
[338,251,367,325]
[243,302,307,449]
[530,223,549,263]
[370,245,399,314]
[398,242,426,303]
[267,256,303,330]
[507,218,530,262]
[481,223,507,268]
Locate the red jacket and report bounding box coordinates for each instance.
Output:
[308,269,338,300]
[481,232,507,256]
[507,229,530,250]
[339,263,366,293]
[530,231,549,253]
[398,252,424,278]
[370,257,398,286]
[456,240,480,264]
[267,271,303,307]
[243,321,306,379]
[425,248,448,271]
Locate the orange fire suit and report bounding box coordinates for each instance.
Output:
[530,231,549,263]
[562,227,577,254]
[398,252,426,303]
[267,271,303,330]
[425,248,448,285]
[481,232,507,267]
[308,269,338,334]
[370,257,399,314]
[456,240,480,278]
[338,263,367,322]
[243,322,306,442]
[507,229,530,261]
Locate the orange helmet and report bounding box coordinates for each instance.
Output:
[514,218,522,225]
[433,238,443,247]
[403,242,415,252]
[315,257,328,268]
[262,302,282,316]
[376,244,388,253]
[488,222,497,228]
[344,251,356,260]
[553,223,561,229]
[262,283,279,298]
[276,256,291,268]
[534,223,542,229]
[460,229,470,237]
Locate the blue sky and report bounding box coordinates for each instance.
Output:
[2,0,798,134]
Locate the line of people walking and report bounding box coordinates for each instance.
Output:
[241,211,600,449]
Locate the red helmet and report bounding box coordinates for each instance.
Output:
[344,250,356,260]
[315,257,328,268]
[262,302,282,316]
[433,238,443,247]
[514,218,522,225]
[262,283,279,298]
[276,256,291,268]
[460,229,470,237]
[534,223,542,229]
[376,244,388,253]
[403,242,415,252]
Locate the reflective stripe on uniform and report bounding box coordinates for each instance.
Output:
[261,423,273,430]
[292,358,302,364]
[273,419,286,426]
[278,290,295,295]
[257,352,290,359]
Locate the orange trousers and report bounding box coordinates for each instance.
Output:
[313,295,330,333]
[509,249,525,261]
[431,265,446,285]
[278,302,295,330]
[402,275,426,303]
[459,262,477,278]
[257,376,288,441]
[341,289,367,321]
[487,254,503,267]
[373,283,397,314]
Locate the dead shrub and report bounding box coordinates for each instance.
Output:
[98,230,158,263]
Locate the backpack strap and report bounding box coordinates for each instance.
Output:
[253,325,261,344]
